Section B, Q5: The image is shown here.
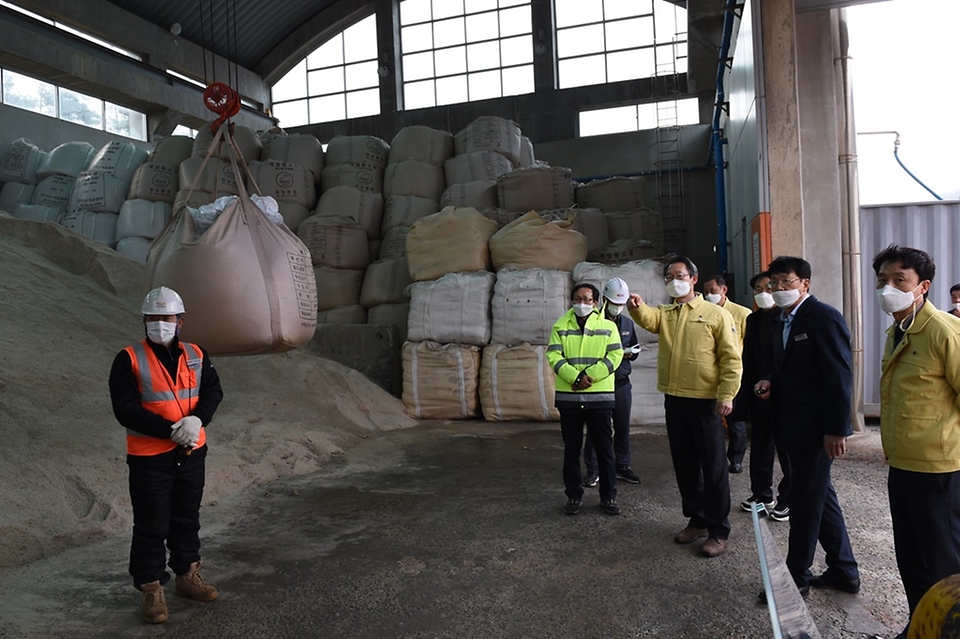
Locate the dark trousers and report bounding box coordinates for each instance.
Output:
[785,445,858,587]
[748,402,792,505]
[664,395,731,539]
[727,420,747,465]
[560,407,616,503]
[584,382,632,473]
[128,446,207,588]
[889,467,960,615]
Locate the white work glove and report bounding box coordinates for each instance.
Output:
[627,344,642,355]
[170,415,203,448]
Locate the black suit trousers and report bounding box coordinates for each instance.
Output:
[748,400,792,505]
[560,407,616,503]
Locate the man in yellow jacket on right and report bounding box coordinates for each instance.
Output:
[627,256,742,557]
[873,245,960,639]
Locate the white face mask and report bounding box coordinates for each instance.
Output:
[754,292,776,309]
[875,284,920,315]
[606,303,624,317]
[772,289,801,309]
[146,320,178,345]
[665,279,691,298]
[572,303,595,318]
[954,302,960,312]
[704,293,722,305]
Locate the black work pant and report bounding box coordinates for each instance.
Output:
[664,395,731,539]
[748,401,792,505]
[889,467,960,616]
[584,382,632,474]
[727,420,747,465]
[560,407,616,503]
[785,445,858,587]
[128,446,207,588]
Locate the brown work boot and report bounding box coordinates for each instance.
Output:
[175,561,219,602]
[674,525,708,544]
[701,537,728,557]
[139,580,168,624]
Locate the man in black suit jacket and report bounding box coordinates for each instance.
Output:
[753,256,860,602]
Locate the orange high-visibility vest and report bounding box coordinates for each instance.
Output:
[124,339,206,456]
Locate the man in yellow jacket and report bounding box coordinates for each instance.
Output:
[547,283,624,516]
[627,256,742,557]
[873,245,960,639]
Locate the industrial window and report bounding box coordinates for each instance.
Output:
[555,0,687,89]
[399,0,534,110]
[0,67,147,140]
[578,98,699,137]
[271,14,380,127]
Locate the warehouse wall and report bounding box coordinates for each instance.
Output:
[0,104,152,157]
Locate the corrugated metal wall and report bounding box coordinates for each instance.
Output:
[859,200,960,414]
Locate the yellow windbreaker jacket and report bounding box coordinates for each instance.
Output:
[722,299,751,349]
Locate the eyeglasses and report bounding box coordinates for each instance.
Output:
[571,296,594,303]
[769,277,801,290]
[664,273,691,283]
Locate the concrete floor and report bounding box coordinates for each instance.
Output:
[0,419,907,639]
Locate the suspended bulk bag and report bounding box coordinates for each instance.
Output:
[444,151,513,184]
[454,116,522,166]
[573,260,669,344]
[325,136,390,169]
[490,268,572,346]
[497,165,575,212]
[402,341,481,419]
[313,266,364,311]
[440,180,499,210]
[315,186,383,239]
[318,304,367,325]
[88,141,149,184]
[117,199,172,240]
[38,141,95,179]
[367,302,410,342]
[297,215,370,269]
[146,128,317,356]
[320,162,383,194]
[489,210,587,272]
[172,189,217,214]
[575,176,647,211]
[480,343,559,421]
[383,160,445,201]
[540,207,609,256]
[406,206,498,282]
[381,195,438,234]
[359,258,413,308]
[407,271,496,346]
[0,138,45,184]
[127,162,179,203]
[260,134,324,182]
[149,135,194,166]
[388,125,454,166]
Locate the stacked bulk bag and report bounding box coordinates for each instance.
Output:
[260,133,324,184]
[379,226,410,260]
[318,304,367,325]
[573,260,669,344]
[37,141,95,179]
[381,195,438,234]
[539,207,610,258]
[490,268,572,346]
[479,343,559,421]
[444,151,513,185]
[383,160,445,201]
[116,200,172,263]
[178,156,243,198]
[402,341,481,419]
[88,141,150,184]
[604,208,665,253]
[489,211,587,272]
[575,176,666,259]
[592,238,658,264]
[314,266,366,312]
[518,136,536,168]
[1,139,44,215]
[21,174,75,222]
[321,135,388,194]
[388,125,453,167]
[454,116,523,166]
[360,258,413,309]
[575,176,648,211]
[497,165,575,212]
[406,206,498,282]
[0,181,35,214]
[440,180,499,210]
[407,272,495,346]
[192,121,262,163]
[315,185,382,241]
[149,136,194,166]
[127,163,178,204]
[118,139,185,262]
[298,215,369,316]
[368,302,409,340]
[247,159,317,232]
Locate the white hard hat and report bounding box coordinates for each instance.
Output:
[603,277,630,304]
[142,286,185,315]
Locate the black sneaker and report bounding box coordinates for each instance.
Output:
[616,466,641,484]
[582,473,599,488]
[601,500,621,516]
[770,504,790,522]
[564,498,582,515]
[740,496,775,513]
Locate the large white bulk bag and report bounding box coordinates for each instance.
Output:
[325,136,390,169]
[540,207,609,256]
[367,302,409,341]
[379,226,410,260]
[117,199,172,240]
[498,165,575,212]
[89,141,149,184]
[321,162,383,194]
[72,171,127,213]
[149,135,194,166]
[383,160,445,200]
[315,186,383,240]
[261,134,324,181]
[480,343,559,421]
[60,210,119,247]
[407,271,496,346]
[1,138,44,184]
[440,180,499,210]
[172,189,217,214]
[573,260,669,344]
[388,125,454,166]
[318,304,367,325]
[127,162,178,203]
[116,236,153,264]
[518,136,535,168]
[192,122,262,161]
[37,141,95,179]
[277,202,311,233]
[0,181,35,213]
[604,209,664,250]
[381,195,438,234]
[444,151,513,184]
[297,215,369,269]
[402,341,481,419]
[592,239,658,265]
[32,175,75,209]
[480,208,523,229]
[13,204,62,222]
[576,176,647,211]
[248,160,317,208]
[360,258,413,308]
[406,206,499,282]
[313,266,365,311]
[179,157,242,196]
[454,116,522,166]
[489,211,587,272]
[145,184,318,356]
[491,268,573,346]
